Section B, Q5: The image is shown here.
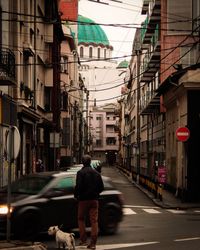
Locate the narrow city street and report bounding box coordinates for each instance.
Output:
[42,165,200,250]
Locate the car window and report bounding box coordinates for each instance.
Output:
[10,176,52,195]
[54,176,76,194]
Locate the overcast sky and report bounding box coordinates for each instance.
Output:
[78,0,145,61]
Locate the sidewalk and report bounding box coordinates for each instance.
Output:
[116,166,200,209]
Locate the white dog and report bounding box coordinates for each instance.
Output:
[48,225,75,249]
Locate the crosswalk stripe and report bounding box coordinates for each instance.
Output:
[174,237,200,242]
[167,209,186,214]
[123,208,136,215]
[124,206,193,215]
[89,242,159,249]
[124,205,158,209]
[142,208,161,214]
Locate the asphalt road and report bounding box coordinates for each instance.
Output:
[43,165,200,250]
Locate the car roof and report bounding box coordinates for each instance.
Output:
[25,171,75,178]
[22,170,110,182]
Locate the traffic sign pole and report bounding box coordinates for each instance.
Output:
[6,126,14,241]
[6,126,21,241]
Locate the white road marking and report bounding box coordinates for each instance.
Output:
[123,208,136,215]
[167,209,186,214]
[174,237,200,242]
[194,210,200,213]
[142,208,161,214]
[124,205,159,209]
[76,241,159,249]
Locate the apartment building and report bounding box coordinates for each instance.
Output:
[120,0,200,201]
[158,0,200,201]
[59,0,84,166]
[0,0,64,186]
[90,103,119,165]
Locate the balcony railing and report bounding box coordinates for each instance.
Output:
[140,25,160,83]
[141,0,150,14]
[140,0,160,44]
[139,89,160,114]
[0,48,16,85]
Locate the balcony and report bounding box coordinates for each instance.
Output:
[140,0,160,44]
[141,0,149,15]
[140,25,160,83]
[139,90,160,115]
[0,48,16,85]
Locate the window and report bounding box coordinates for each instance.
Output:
[96,139,102,146]
[54,177,76,195]
[106,137,116,145]
[167,0,192,34]
[96,116,101,120]
[106,125,114,133]
[104,49,106,59]
[44,87,52,111]
[98,48,100,58]
[80,46,84,58]
[89,47,93,58]
[180,44,198,66]
[62,118,70,146]
[60,56,68,73]
[193,0,200,32]
[23,56,29,87]
[61,92,68,110]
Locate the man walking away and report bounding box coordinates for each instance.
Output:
[74,154,104,250]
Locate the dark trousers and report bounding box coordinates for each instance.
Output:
[78,200,99,246]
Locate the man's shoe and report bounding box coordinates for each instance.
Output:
[79,241,88,246]
[87,244,96,249]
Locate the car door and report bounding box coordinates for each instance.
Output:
[42,175,78,230]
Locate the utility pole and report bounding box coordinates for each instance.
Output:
[136,49,141,183]
[86,89,90,153]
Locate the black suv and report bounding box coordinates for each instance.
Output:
[0,171,124,239]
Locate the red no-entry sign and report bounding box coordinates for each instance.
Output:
[176,127,190,142]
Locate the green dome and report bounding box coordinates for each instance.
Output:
[78,15,110,46]
[117,60,129,69]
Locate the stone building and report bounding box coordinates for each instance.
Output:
[0,0,64,186]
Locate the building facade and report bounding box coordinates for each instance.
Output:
[120,0,200,201]
[60,0,85,166]
[90,103,119,164]
[0,0,64,186]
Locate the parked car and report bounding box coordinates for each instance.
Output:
[90,160,102,173]
[0,171,124,240]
